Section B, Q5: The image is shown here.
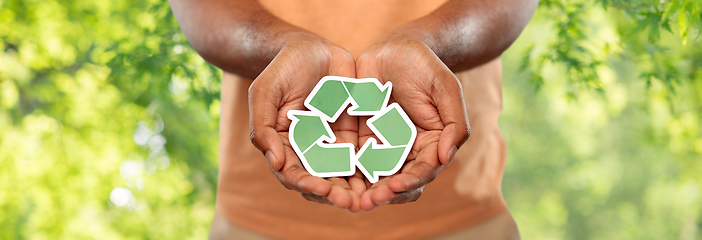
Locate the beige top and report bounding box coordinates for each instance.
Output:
[216,1,508,239]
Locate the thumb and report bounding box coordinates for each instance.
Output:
[248,78,286,171]
[433,72,471,166]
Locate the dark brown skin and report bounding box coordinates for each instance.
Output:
[169,0,538,212]
[169,0,307,79]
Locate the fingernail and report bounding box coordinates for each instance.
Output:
[447,145,457,166]
[381,200,391,205]
[265,151,276,170]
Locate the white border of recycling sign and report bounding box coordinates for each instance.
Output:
[287,76,417,183]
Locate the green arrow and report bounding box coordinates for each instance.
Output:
[305,77,351,121]
[367,104,414,146]
[355,139,407,182]
[343,80,391,115]
[287,111,333,153]
[355,103,417,183]
[288,109,356,177]
[302,142,355,177]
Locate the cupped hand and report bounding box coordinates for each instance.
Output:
[355,36,471,211]
[248,33,366,212]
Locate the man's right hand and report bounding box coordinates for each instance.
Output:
[170,0,368,211]
[248,33,366,212]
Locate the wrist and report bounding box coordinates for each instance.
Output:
[259,30,319,61]
[373,18,468,71]
[365,31,435,66]
[278,31,325,45]
[275,31,351,71]
[380,20,440,52]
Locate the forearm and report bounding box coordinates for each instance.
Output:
[388,0,539,72]
[168,0,312,79]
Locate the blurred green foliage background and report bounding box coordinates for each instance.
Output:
[0,0,700,239]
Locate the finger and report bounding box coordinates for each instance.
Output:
[367,161,427,206]
[432,71,470,166]
[326,178,353,209]
[274,168,332,196]
[302,192,329,204]
[370,184,424,205]
[347,170,367,195]
[346,170,366,213]
[369,184,394,205]
[274,148,333,195]
[347,189,361,212]
[360,188,378,211]
[359,176,392,211]
[355,46,388,81]
[300,177,359,211]
[326,46,356,78]
[248,78,287,171]
[391,186,424,204]
[387,143,443,193]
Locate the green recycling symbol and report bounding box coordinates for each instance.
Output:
[287,76,417,183]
